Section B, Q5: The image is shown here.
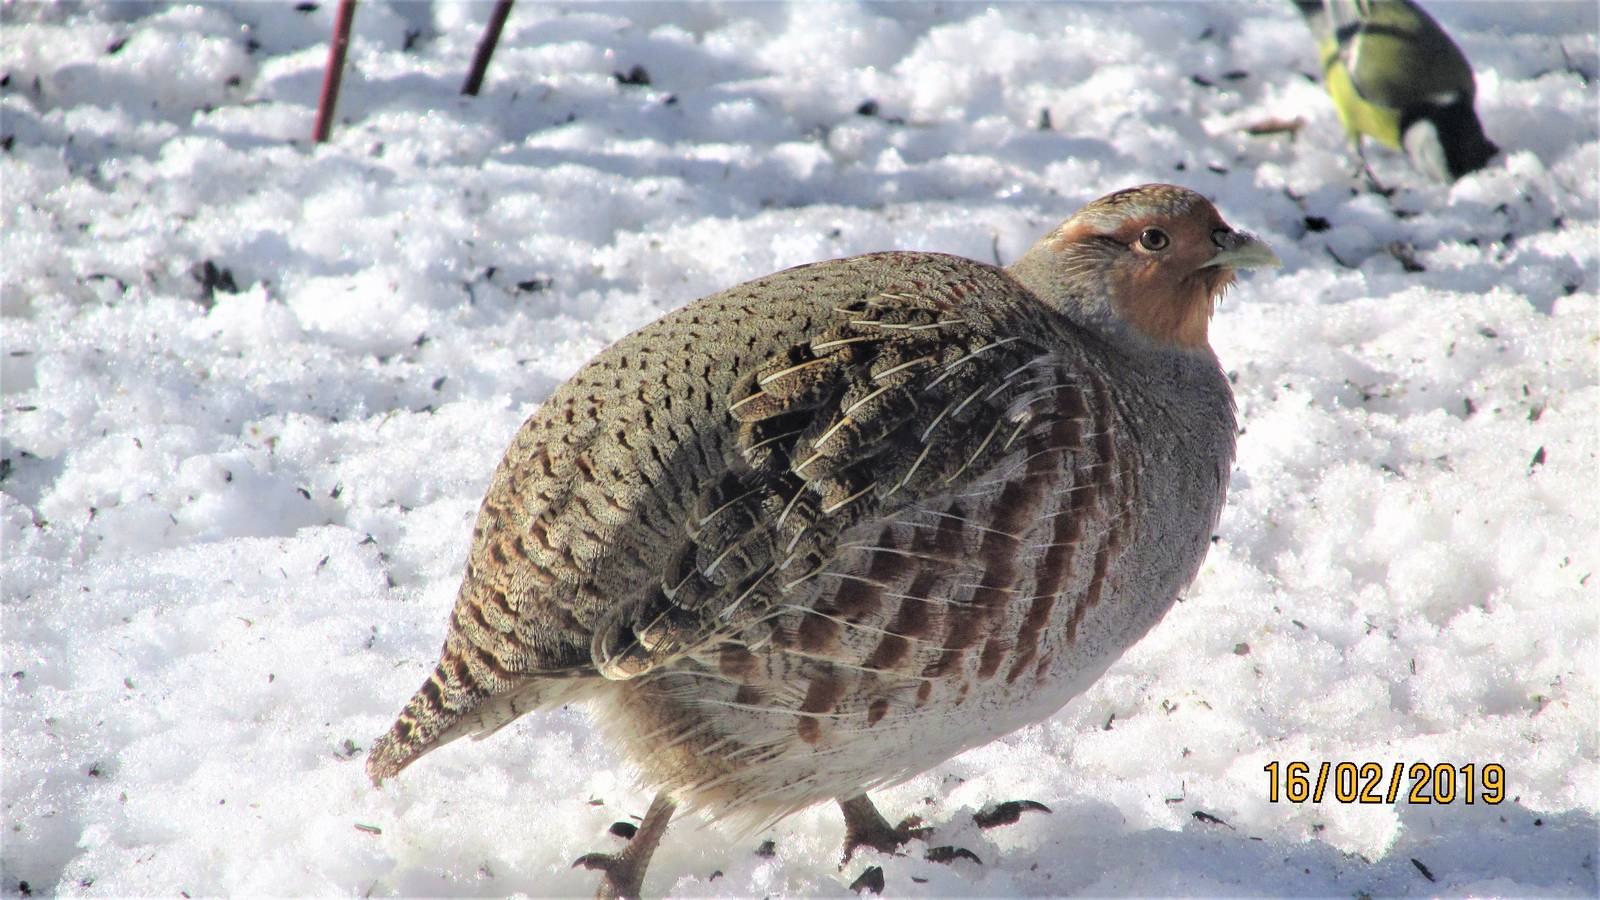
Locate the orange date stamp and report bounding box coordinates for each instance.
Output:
[1263,761,1506,805]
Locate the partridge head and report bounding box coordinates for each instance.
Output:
[367,184,1276,898]
[1011,183,1279,348]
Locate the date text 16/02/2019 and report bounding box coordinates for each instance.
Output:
[1263,762,1506,805]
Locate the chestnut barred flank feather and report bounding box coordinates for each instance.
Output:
[366,184,1276,897]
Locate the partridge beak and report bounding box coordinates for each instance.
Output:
[1203,230,1280,271]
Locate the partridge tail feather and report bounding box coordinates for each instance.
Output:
[365,656,484,786]
[365,660,596,786]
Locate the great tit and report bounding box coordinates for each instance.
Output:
[1294,0,1499,183]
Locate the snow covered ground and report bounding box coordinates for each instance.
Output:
[2,1,1596,896]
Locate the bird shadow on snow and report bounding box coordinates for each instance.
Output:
[831,796,1598,897]
[503,793,1600,897]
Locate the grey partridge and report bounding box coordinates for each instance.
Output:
[366,183,1278,897]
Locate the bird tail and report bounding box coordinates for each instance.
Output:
[366,660,599,785]
[366,648,489,785]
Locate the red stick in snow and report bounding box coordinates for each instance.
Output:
[313,0,359,143]
[462,0,515,96]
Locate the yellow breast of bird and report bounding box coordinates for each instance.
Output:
[1320,36,1404,149]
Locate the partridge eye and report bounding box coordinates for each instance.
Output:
[1138,228,1170,252]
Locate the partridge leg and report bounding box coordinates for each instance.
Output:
[837,793,927,861]
[574,792,676,900]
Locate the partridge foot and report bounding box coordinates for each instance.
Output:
[572,792,676,899]
[838,793,930,862]
[573,851,645,900]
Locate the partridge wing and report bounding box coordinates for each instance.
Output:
[593,254,1078,676]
